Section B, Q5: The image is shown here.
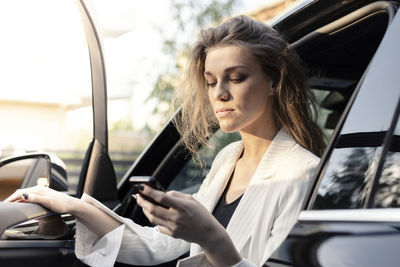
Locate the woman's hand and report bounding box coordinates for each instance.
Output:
[136,185,242,266]
[4,185,75,214]
[136,184,220,246]
[4,185,121,236]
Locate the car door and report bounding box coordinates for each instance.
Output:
[0,0,119,266]
[266,1,400,266]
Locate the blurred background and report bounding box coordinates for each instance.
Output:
[0,0,297,193]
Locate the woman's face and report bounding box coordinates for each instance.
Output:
[204,45,275,134]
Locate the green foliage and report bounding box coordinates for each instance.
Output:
[110,118,133,131]
[146,0,241,130]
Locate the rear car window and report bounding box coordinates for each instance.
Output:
[372,112,400,208]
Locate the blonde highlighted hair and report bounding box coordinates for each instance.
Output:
[174,15,325,157]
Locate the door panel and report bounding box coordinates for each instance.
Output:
[267,215,400,267]
[0,240,84,267]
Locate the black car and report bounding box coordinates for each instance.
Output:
[0,0,399,266]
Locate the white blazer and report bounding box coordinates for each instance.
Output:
[74,128,319,267]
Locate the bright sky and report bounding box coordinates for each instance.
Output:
[91,0,282,130]
[0,0,286,131]
[0,0,91,104]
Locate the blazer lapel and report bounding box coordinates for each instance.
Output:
[199,141,244,211]
[226,128,296,254]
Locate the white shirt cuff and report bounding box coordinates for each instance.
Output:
[75,218,125,267]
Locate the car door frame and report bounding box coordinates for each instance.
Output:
[0,0,118,265]
[73,0,119,207]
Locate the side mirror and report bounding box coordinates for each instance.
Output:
[0,153,68,200]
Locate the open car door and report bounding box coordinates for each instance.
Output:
[0,0,120,266]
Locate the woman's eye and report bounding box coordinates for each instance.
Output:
[207,82,217,88]
[230,76,246,83]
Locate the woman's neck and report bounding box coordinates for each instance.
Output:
[239,124,279,163]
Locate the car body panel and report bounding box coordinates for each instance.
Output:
[267,2,400,266]
[273,0,392,42]
[267,219,400,267]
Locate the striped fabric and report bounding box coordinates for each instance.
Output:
[75,128,319,267]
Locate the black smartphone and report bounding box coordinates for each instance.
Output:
[129,176,168,208]
[129,176,166,193]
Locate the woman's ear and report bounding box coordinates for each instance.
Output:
[267,80,276,96]
[267,89,275,96]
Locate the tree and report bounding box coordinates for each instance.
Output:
[146,0,241,129]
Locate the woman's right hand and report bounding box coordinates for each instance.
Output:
[4,185,76,214]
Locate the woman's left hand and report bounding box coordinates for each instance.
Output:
[136,184,220,247]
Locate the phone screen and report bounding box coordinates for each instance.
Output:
[129,176,165,193]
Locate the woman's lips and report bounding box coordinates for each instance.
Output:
[216,108,234,118]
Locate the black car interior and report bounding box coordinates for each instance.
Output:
[293,1,396,135]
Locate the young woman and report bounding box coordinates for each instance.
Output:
[6,15,325,267]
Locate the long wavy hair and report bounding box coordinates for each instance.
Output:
[174,15,325,157]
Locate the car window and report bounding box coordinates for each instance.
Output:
[373,112,400,208]
[0,1,92,195]
[310,85,398,209]
[310,17,400,210]
[312,89,335,140]
[168,130,241,194]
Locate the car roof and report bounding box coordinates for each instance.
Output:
[272,0,399,42]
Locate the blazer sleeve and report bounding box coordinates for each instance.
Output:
[75,193,190,267]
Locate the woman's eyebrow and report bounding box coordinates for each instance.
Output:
[204,65,248,76]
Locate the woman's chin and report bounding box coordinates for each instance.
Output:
[219,123,239,133]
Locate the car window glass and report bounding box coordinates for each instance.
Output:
[373,112,400,208]
[313,146,382,209]
[309,6,400,210]
[312,89,335,140]
[311,54,400,210]
[0,1,92,195]
[310,9,400,210]
[168,130,241,194]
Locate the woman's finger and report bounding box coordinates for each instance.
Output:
[18,192,49,207]
[157,225,174,237]
[142,207,171,228]
[136,194,172,220]
[4,190,22,202]
[4,185,48,203]
[140,185,185,210]
[140,202,177,232]
[166,190,193,199]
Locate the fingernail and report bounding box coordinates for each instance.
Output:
[22,193,29,200]
[131,194,137,199]
[134,184,144,191]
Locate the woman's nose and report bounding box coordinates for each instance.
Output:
[214,81,229,101]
